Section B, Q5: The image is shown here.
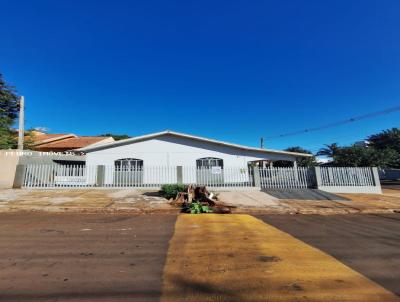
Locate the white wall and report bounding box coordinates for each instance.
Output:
[86,135,297,166]
[0,150,19,188]
[85,135,297,184]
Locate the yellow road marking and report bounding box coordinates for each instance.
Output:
[161,214,399,302]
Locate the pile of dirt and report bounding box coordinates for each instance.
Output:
[169,185,234,214]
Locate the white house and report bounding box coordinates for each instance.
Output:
[78,130,311,186]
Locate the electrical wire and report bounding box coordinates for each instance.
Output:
[265,105,400,140]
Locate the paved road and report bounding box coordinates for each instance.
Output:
[161,214,398,302]
[257,214,400,296]
[1,212,399,301]
[0,213,177,302]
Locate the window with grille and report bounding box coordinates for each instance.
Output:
[114,158,143,171]
[196,157,224,169]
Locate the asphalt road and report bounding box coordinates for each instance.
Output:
[1,212,399,301]
[0,213,177,302]
[257,213,400,296]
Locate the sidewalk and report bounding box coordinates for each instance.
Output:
[0,189,176,214]
[218,189,400,214]
[0,188,399,215]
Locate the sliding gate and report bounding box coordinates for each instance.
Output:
[259,167,315,189]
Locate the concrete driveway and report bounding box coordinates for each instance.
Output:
[218,189,400,214]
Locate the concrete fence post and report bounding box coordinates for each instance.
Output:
[13,164,26,188]
[314,166,322,189]
[177,166,183,184]
[253,166,261,188]
[371,167,382,189]
[96,165,105,187]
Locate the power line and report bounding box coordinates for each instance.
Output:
[265,105,400,140]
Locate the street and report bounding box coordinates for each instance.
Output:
[257,213,400,296]
[0,212,399,301]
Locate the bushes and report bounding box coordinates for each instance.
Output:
[185,201,213,214]
[160,184,188,200]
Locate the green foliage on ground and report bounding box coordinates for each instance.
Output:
[188,201,213,214]
[160,184,188,200]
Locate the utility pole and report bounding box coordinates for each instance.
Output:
[260,137,264,149]
[17,96,24,150]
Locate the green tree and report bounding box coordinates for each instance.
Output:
[368,128,400,153]
[332,145,398,168]
[99,133,131,141]
[316,143,340,158]
[0,73,19,149]
[274,146,317,167]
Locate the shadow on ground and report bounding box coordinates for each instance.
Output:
[262,188,350,201]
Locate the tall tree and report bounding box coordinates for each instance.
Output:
[316,143,340,158]
[332,145,398,168]
[0,73,19,149]
[367,128,400,153]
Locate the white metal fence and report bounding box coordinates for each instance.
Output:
[185,166,254,188]
[319,167,374,187]
[23,165,98,188]
[22,165,255,189]
[21,164,379,192]
[106,166,176,187]
[259,167,314,189]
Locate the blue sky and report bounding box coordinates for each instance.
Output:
[1,0,399,153]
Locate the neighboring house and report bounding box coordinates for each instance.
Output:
[78,130,312,185]
[29,131,114,153]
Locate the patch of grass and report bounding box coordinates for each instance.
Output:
[186,201,213,214]
[160,184,188,200]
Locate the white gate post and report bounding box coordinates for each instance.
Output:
[96,165,105,187]
[371,167,382,193]
[253,166,261,188]
[314,166,322,189]
[13,164,26,188]
[177,166,183,184]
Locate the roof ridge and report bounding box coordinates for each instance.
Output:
[77,130,312,157]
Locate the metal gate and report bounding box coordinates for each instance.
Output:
[259,167,315,189]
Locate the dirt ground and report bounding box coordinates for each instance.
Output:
[257,213,400,296]
[0,189,177,214]
[0,212,177,302]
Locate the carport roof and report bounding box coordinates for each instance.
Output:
[77,130,313,157]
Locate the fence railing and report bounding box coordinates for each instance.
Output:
[20,164,381,193]
[23,165,98,188]
[259,167,314,189]
[319,167,374,187]
[106,166,176,187]
[22,165,255,189]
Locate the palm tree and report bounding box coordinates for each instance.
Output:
[317,143,340,158]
